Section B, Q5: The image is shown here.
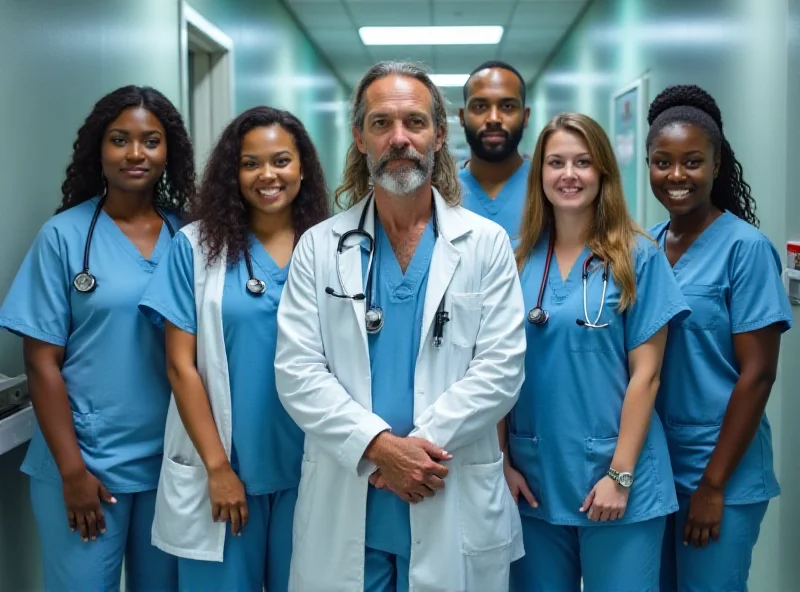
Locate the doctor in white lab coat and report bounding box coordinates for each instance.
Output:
[275,60,527,592]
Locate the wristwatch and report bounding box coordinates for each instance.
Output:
[607,467,634,488]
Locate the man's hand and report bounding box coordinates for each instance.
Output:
[365,433,452,502]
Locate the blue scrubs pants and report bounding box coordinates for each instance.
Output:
[177,488,297,592]
[660,494,768,592]
[30,477,177,592]
[511,514,666,592]
[364,547,410,592]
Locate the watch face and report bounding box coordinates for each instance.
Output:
[618,473,634,487]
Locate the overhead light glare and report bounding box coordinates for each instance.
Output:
[358,26,503,46]
[429,74,470,87]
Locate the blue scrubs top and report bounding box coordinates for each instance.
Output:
[459,159,530,241]
[138,231,303,495]
[508,233,690,525]
[364,218,434,559]
[650,212,792,504]
[0,197,182,493]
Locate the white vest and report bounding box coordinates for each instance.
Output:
[150,222,232,562]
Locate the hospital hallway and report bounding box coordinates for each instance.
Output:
[1,0,799,590]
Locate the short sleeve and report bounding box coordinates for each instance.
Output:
[624,239,691,351]
[729,239,793,334]
[0,224,71,346]
[138,232,197,334]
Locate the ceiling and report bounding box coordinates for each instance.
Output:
[282,0,591,108]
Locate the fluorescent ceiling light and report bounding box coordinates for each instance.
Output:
[429,74,470,87]
[359,26,503,46]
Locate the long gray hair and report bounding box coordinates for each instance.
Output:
[334,61,461,209]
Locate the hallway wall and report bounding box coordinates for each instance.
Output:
[0,1,348,589]
[528,0,798,589]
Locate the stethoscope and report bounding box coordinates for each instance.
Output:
[73,196,176,293]
[527,229,610,329]
[243,248,267,296]
[325,195,450,347]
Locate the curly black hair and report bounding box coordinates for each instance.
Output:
[646,84,758,227]
[192,106,330,265]
[57,85,195,214]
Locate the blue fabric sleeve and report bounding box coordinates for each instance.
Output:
[138,232,197,334]
[729,239,793,334]
[624,238,691,351]
[0,224,70,346]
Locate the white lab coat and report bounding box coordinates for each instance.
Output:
[150,222,232,562]
[275,188,527,592]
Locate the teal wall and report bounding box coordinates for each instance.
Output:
[529,0,799,589]
[0,1,347,589]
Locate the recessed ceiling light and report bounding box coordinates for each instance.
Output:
[358,26,504,46]
[429,74,470,87]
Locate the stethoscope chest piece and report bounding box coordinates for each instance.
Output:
[365,306,384,334]
[246,278,267,295]
[527,306,549,326]
[73,272,97,293]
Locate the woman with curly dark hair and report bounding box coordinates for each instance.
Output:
[0,85,194,591]
[646,85,792,592]
[139,106,330,590]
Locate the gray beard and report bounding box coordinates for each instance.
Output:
[368,149,435,197]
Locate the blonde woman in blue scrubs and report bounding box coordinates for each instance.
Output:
[503,113,690,592]
[647,85,793,592]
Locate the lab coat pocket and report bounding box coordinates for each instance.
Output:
[450,293,483,348]
[458,456,512,553]
[154,457,215,555]
[584,436,618,493]
[459,457,513,591]
[680,285,721,331]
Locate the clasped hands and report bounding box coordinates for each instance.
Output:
[365,432,452,504]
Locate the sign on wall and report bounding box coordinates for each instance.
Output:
[611,75,648,225]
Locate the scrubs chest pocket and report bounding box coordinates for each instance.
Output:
[449,293,483,348]
[680,285,722,331]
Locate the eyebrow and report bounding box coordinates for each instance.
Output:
[368,111,430,120]
[240,150,293,159]
[650,149,705,156]
[546,152,590,159]
[468,96,521,104]
[108,128,163,137]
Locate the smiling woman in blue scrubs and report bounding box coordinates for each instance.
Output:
[503,113,689,592]
[0,86,195,592]
[646,85,793,592]
[139,106,330,591]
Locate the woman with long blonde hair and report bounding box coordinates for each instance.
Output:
[501,113,688,591]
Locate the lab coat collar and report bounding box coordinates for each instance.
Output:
[330,185,469,355]
[331,186,473,243]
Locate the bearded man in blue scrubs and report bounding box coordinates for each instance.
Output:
[458,61,531,241]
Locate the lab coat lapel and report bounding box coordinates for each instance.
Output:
[421,239,460,349]
[331,195,374,356]
[339,242,368,350]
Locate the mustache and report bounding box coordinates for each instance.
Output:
[479,128,509,139]
[376,147,425,169]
